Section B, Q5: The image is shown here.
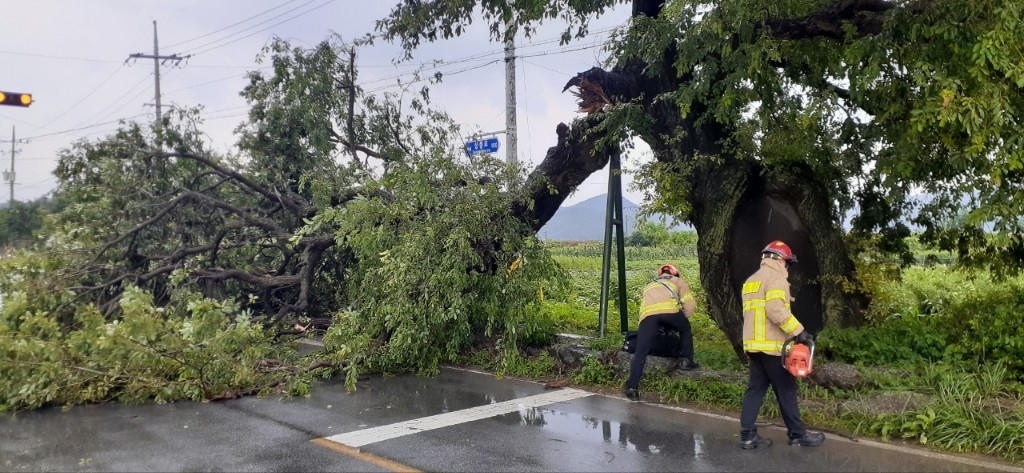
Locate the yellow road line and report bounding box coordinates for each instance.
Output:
[311,438,421,473]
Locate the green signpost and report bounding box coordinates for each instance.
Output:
[598,147,629,337]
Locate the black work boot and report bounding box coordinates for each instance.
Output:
[624,387,640,401]
[678,358,700,371]
[788,431,825,447]
[740,431,772,449]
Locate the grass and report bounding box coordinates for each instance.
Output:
[459,238,1024,465]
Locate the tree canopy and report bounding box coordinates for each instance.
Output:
[380,0,1024,273]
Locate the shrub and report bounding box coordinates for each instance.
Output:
[0,285,312,412]
[816,314,948,366]
[939,282,1024,380]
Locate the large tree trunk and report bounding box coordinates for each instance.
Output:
[691,159,870,359]
[517,0,877,359]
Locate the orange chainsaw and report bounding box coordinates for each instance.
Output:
[781,337,814,378]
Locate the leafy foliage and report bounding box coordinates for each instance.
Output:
[0,197,58,250]
[0,282,315,412]
[816,314,948,366]
[0,33,566,410]
[318,152,563,386]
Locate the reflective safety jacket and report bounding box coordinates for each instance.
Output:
[741,258,805,356]
[639,275,696,321]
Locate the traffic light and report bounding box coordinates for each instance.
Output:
[0,91,33,107]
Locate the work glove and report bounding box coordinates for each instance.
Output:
[794,331,814,345]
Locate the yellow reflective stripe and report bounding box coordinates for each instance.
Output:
[744,299,769,341]
[779,315,800,334]
[680,292,694,302]
[742,281,761,294]
[749,305,765,341]
[744,339,784,352]
[765,289,786,302]
[743,300,765,310]
[640,301,678,317]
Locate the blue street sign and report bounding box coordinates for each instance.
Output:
[465,136,501,155]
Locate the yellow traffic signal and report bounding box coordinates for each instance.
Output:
[0,91,32,107]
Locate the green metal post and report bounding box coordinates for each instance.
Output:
[598,147,629,337]
[611,150,629,334]
[598,165,614,338]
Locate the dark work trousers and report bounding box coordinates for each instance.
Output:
[740,352,806,439]
[625,312,694,390]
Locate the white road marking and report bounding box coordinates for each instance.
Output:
[323,388,592,448]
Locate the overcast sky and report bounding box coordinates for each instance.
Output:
[1,0,652,208]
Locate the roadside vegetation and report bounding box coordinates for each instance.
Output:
[460,233,1024,463]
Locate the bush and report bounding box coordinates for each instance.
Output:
[939,282,1024,380]
[816,314,948,366]
[0,285,313,412]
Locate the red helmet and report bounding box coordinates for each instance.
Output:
[657,263,680,277]
[762,241,798,264]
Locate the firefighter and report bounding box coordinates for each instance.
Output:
[623,263,698,402]
[738,241,824,449]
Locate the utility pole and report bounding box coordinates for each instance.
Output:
[127,21,189,148]
[1,126,28,207]
[8,126,12,207]
[504,18,518,166]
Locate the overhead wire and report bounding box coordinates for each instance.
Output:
[39,64,126,129]
[184,0,335,57]
[0,49,122,64]
[74,77,154,130]
[20,114,151,141]
[15,16,619,161]
[161,0,303,50]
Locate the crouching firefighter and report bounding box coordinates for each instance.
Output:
[624,263,699,402]
[738,241,825,449]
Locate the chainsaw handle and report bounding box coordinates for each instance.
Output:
[782,335,815,376]
[781,337,815,368]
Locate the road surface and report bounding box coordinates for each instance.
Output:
[2,367,1021,472]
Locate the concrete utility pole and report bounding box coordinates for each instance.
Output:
[1,126,27,207]
[127,21,189,146]
[504,19,518,166]
[8,126,12,207]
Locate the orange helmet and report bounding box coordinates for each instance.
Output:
[657,263,680,277]
[762,240,798,264]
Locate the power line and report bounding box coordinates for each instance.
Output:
[0,49,122,64]
[162,72,246,94]
[364,59,502,93]
[162,0,303,50]
[20,114,149,141]
[12,24,618,157]
[39,64,126,129]
[185,0,335,57]
[72,74,153,129]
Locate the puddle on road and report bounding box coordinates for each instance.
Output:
[492,406,707,458]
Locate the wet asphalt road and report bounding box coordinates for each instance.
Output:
[2,367,1021,472]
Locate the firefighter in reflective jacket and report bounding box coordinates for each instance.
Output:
[738,241,824,449]
[623,263,698,402]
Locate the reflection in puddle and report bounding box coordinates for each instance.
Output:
[492,406,706,458]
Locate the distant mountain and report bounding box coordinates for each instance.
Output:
[539,194,692,241]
